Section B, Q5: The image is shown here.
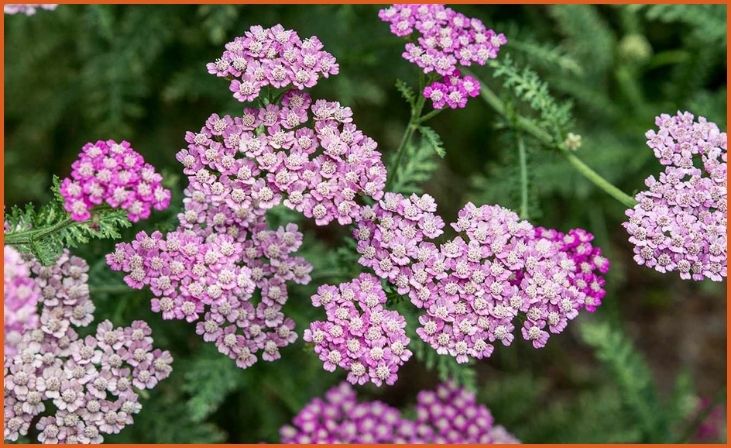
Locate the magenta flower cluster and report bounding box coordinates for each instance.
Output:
[423,69,481,110]
[280,381,519,443]
[355,195,609,362]
[206,24,339,102]
[378,4,506,110]
[4,249,172,444]
[59,140,171,222]
[4,4,56,15]
[624,111,727,281]
[304,274,411,387]
[4,246,41,356]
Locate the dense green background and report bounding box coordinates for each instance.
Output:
[4,4,726,443]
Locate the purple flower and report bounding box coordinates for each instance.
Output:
[304,274,411,387]
[379,4,506,109]
[4,246,41,356]
[208,24,339,103]
[59,140,171,222]
[624,111,726,281]
[280,381,519,443]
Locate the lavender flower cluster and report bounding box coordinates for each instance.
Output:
[304,274,411,387]
[4,246,41,356]
[355,194,609,362]
[280,381,519,443]
[624,112,727,281]
[4,4,56,15]
[379,4,506,110]
[206,24,339,102]
[4,249,172,444]
[110,35,388,371]
[59,140,172,222]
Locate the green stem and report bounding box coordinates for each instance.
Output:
[561,149,637,208]
[5,216,75,245]
[386,79,426,190]
[5,204,116,246]
[516,132,529,219]
[476,77,637,208]
[417,108,443,124]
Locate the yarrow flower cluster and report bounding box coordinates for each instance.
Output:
[59,140,171,222]
[4,246,41,356]
[109,26,389,371]
[304,274,411,387]
[207,25,339,102]
[177,92,386,227]
[624,111,727,281]
[355,195,609,362]
[4,249,172,444]
[108,227,307,368]
[379,4,506,109]
[533,227,609,312]
[280,381,519,443]
[422,69,481,110]
[4,4,56,15]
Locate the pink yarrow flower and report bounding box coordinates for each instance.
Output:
[623,111,727,281]
[59,140,171,222]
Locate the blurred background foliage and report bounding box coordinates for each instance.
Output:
[4,4,726,443]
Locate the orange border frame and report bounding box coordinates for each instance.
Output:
[0,1,728,446]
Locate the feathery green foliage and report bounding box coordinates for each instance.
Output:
[4,177,131,265]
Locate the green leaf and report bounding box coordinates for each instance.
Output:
[4,176,132,265]
[395,78,416,108]
[418,125,446,158]
[390,139,439,195]
[580,321,669,442]
[182,347,243,423]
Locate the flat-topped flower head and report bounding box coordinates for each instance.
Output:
[207,24,339,102]
[280,382,519,443]
[3,249,172,444]
[107,228,305,369]
[176,92,386,228]
[624,111,727,281]
[4,245,41,356]
[356,199,609,363]
[379,4,506,109]
[59,140,171,222]
[304,274,411,387]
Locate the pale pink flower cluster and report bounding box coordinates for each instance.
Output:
[4,246,41,356]
[4,4,56,15]
[624,111,727,281]
[304,274,411,387]
[379,4,506,109]
[59,140,171,222]
[206,24,339,102]
[4,250,172,444]
[280,381,519,443]
[355,195,609,362]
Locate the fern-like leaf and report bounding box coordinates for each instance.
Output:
[395,78,416,108]
[182,347,243,423]
[390,139,439,195]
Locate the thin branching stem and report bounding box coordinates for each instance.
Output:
[516,132,530,219]
[472,72,638,208]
